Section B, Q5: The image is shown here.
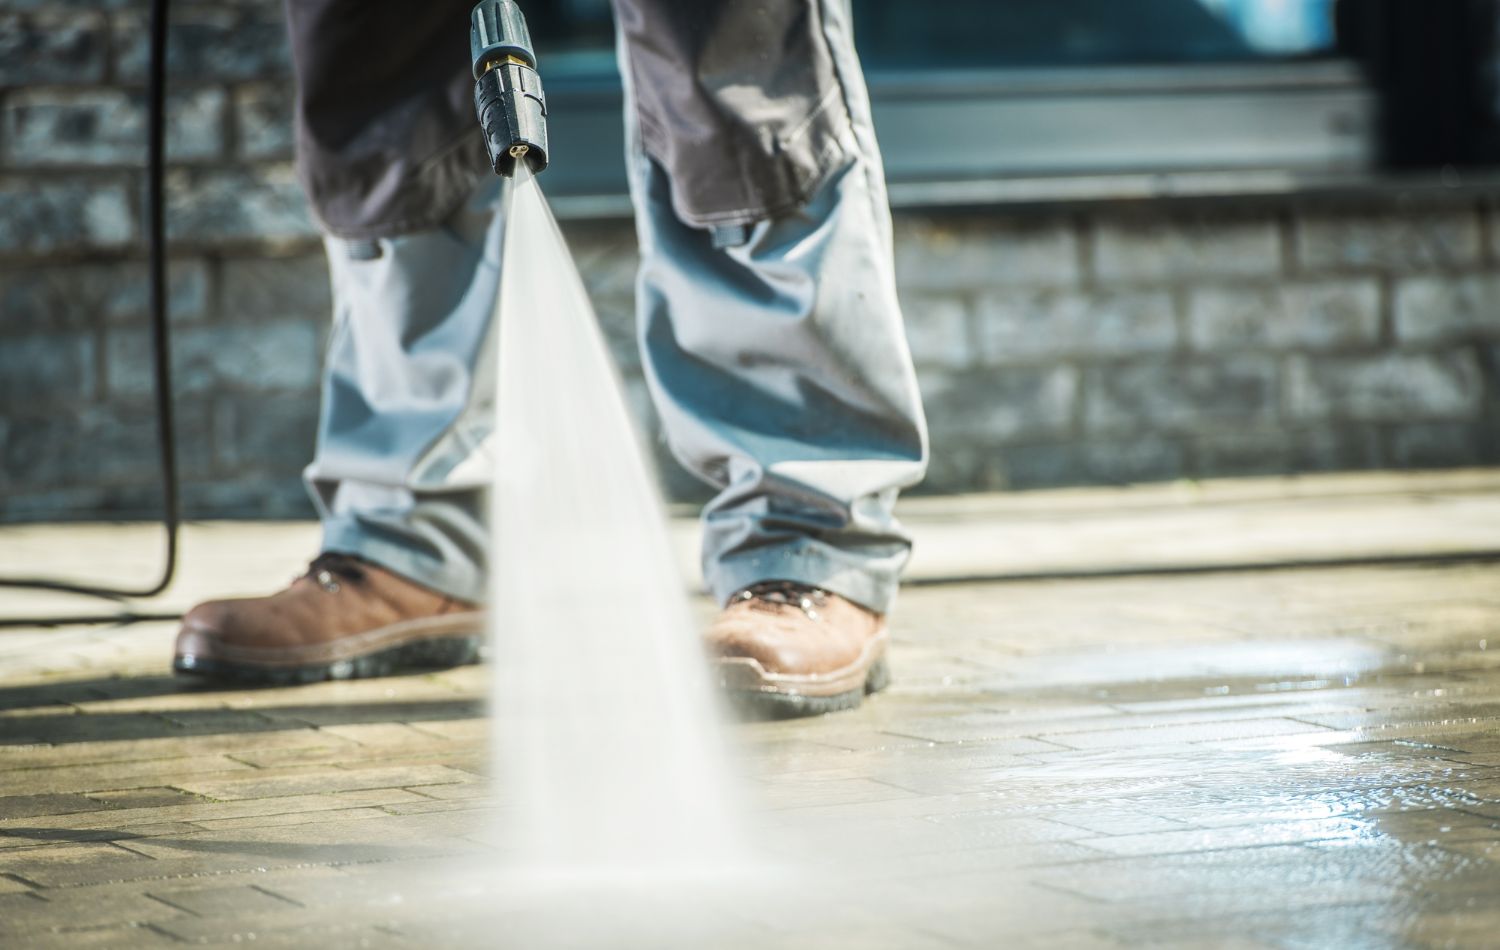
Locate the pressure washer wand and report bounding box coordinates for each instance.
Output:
[470,0,549,177]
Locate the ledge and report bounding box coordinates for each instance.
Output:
[551,167,1500,221]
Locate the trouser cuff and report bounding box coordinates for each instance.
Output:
[320,518,488,605]
[706,539,906,615]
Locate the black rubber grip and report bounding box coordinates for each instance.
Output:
[470,0,535,78]
[474,63,548,177]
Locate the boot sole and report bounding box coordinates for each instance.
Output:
[723,656,890,720]
[716,630,891,720]
[173,634,482,686]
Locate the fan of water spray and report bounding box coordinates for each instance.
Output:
[488,164,747,889]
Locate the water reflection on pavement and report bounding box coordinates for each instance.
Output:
[1,559,1498,948]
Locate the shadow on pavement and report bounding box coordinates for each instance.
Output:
[1,826,465,865]
[0,675,202,713]
[0,827,148,844]
[0,678,483,745]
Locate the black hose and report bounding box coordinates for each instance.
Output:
[0,0,179,611]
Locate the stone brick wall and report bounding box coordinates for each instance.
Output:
[902,203,1500,493]
[2,2,1498,520]
[1,0,320,519]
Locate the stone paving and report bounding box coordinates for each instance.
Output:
[2,472,1500,948]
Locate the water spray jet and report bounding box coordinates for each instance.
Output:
[469,0,751,901]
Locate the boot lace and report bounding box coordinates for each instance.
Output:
[734,580,828,621]
[301,553,367,594]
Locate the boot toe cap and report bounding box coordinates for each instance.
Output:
[174,602,235,662]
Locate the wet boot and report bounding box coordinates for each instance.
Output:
[173,554,483,685]
[706,581,889,718]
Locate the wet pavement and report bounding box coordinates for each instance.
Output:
[2,471,1500,948]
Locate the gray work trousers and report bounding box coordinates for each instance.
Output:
[297,0,929,612]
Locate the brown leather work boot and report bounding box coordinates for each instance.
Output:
[706,580,890,718]
[173,554,483,685]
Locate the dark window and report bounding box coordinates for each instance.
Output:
[527,2,1496,212]
[529,0,1341,74]
[851,0,1338,70]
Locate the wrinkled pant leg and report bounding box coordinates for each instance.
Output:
[283,0,488,239]
[303,179,507,603]
[620,0,930,614]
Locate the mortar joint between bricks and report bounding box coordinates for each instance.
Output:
[205,254,224,323]
[1270,350,1289,429]
[1170,285,1191,356]
[1277,208,1298,277]
[102,7,117,85]
[1072,213,1095,290]
[1275,351,1299,433]
[1479,199,1497,268]
[959,289,982,370]
[221,82,238,159]
[1377,272,1396,350]
[1066,359,1087,438]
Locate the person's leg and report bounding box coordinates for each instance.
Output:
[306,178,506,605]
[285,0,502,603]
[175,0,501,682]
[616,0,927,713]
[173,180,504,682]
[621,0,928,614]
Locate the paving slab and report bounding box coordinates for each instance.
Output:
[1,471,1499,946]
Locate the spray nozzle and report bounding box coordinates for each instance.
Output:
[470,0,548,177]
